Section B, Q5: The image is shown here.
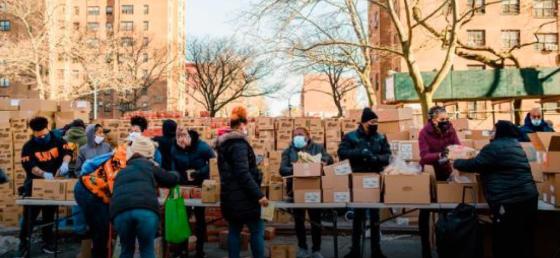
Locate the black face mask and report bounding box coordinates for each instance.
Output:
[368,125,378,135]
[437,121,450,131]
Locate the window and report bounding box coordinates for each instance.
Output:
[121,21,133,31]
[0,78,9,87]
[533,0,556,18]
[467,30,485,47]
[87,22,99,32]
[501,30,520,48]
[467,0,485,13]
[122,5,133,15]
[73,22,80,31]
[467,64,486,70]
[106,23,113,31]
[73,6,79,15]
[121,37,133,47]
[106,6,113,15]
[142,53,148,63]
[72,70,79,80]
[502,0,520,14]
[143,5,149,15]
[535,33,558,51]
[87,6,100,16]
[143,21,149,31]
[143,37,149,46]
[0,20,11,31]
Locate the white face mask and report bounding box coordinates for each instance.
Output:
[128,132,141,142]
[94,136,104,144]
[531,119,542,127]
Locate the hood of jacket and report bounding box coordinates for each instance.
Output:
[85,124,99,147]
[215,129,247,148]
[162,119,177,138]
[64,127,87,147]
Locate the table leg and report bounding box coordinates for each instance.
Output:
[54,207,59,258]
[25,206,32,258]
[332,210,339,258]
[360,215,365,258]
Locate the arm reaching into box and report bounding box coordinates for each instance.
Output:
[153,165,180,188]
[453,145,495,173]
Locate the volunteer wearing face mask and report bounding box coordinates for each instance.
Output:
[418,106,461,258]
[279,127,333,258]
[75,124,113,175]
[519,107,554,142]
[129,116,163,165]
[338,107,391,258]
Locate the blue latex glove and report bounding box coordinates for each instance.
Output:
[43,172,54,180]
[59,162,70,177]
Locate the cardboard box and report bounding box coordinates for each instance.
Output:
[326,141,340,153]
[322,189,350,203]
[293,190,321,203]
[436,182,478,203]
[374,107,413,122]
[58,101,73,112]
[321,175,349,190]
[270,244,296,258]
[521,142,538,162]
[378,120,413,134]
[276,130,292,143]
[531,162,544,182]
[201,180,219,203]
[352,188,381,203]
[352,173,381,189]
[32,179,67,200]
[341,119,358,134]
[451,118,471,131]
[293,177,321,190]
[310,130,324,144]
[268,182,283,201]
[0,99,19,111]
[54,112,76,128]
[528,132,560,172]
[386,131,409,141]
[19,99,58,112]
[384,173,431,204]
[323,160,352,176]
[467,130,493,140]
[256,117,275,130]
[293,163,322,177]
[325,129,342,141]
[397,140,420,161]
[408,128,420,140]
[65,179,77,201]
[209,158,219,179]
[275,118,294,130]
[324,118,341,130]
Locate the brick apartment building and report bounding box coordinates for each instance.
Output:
[301,74,360,117]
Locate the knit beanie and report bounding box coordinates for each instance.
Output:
[361,107,378,123]
[128,136,157,159]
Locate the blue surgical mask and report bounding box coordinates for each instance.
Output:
[531,119,542,127]
[293,136,307,149]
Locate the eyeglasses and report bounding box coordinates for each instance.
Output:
[531,116,542,119]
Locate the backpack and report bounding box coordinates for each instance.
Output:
[81,144,127,204]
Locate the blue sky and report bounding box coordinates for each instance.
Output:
[186,0,301,116]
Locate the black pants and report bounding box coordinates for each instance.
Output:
[419,209,434,258]
[187,206,206,256]
[75,182,110,258]
[491,197,538,258]
[293,209,322,252]
[19,205,56,249]
[350,209,381,255]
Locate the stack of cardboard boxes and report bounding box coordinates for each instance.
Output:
[292,161,322,203]
[324,118,342,159]
[275,118,293,151]
[529,132,560,206]
[322,160,352,203]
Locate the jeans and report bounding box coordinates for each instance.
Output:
[228,219,264,258]
[349,209,381,255]
[293,209,321,252]
[72,205,88,236]
[114,209,160,258]
[74,182,110,258]
[19,205,55,249]
[491,197,538,258]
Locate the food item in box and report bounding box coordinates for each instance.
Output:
[447,145,478,160]
[201,180,218,203]
[383,156,422,175]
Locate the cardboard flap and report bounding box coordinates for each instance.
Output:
[529,132,560,151]
[550,136,560,151]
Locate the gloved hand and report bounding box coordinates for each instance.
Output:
[43,172,54,180]
[58,162,70,177]
[361,148,373,158]
[438,152,449,165]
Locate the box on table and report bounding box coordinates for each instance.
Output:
[19,99,58,112]
[201,180,219,203]
[396,140,420,161]
[323,160,352,176]
[65,179,77,201]
[321,175,349,190]
[383,173,431,204]
[54,112,76,128]
[293,177,321,203]
[268,182,283,201]
[293,162,322,177]
[270,244,296,258]
[351,173,381,202]
[451,118,472,132]
[520,142,538,162]
[531,162,544,182]
[322,189,350,203]
[436,182,479,203]
[32,179,67,200]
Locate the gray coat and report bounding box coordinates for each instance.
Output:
[76,124,113,174]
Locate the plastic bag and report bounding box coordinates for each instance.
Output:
[383,156,422,175]
[449,175,474,183]
[447,145,478,160]
[297,152,322,163]
[164,186,191,244]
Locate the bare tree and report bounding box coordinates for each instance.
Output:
[186,37,278,117]
[251,0,460,121]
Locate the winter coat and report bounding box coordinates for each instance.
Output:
[337,125,391,173]
[280,140,333,196]
[216,130,264,223]
[453,137,538,205]
[170,130,216,186]
[153,120,177,170]
[419,122,461,181]
[63,127,87,177]
[110,155,179,219]
[519,113,555,142]
[76,125,113,175]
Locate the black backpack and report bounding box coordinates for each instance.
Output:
[436,186,483,258]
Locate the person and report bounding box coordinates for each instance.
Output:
[153,119,177,170]
[111,136,180,258]
[338,107,391,258]
[418,106,461,258]
[453,120,538,258]
[170,126,215,258]
[129,116,162,164]
[519,107,554,142]
[280,127,333,258]
[75,124,113,175]
[215,106,268,258]
[16,116,73,257]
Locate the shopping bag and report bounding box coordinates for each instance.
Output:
[164,186,191,244]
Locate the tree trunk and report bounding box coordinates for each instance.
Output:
[335,99,344,118]
[513,99,522,125]
[419,91,434,123]
[357,72,376,107]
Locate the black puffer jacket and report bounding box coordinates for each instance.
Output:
[453,138,538,205]
[216,130,264,223]
[110,156,179,220]
[337,125,391,173]
[280,140,333,196]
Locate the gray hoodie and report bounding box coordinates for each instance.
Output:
[75,124,113,174]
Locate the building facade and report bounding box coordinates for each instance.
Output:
[301,74,360,117]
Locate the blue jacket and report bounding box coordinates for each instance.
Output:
[170,130,215,186]
[519,112,554,142]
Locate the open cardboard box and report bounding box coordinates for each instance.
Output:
[383,173,431,204]
[528,132,560,172]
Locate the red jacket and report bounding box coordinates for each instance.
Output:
[419,122,460,180]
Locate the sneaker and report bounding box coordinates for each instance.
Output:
[310,251,324,258]
[297,248,310,258]
[12,248,27,258]
[41,245,60,254]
